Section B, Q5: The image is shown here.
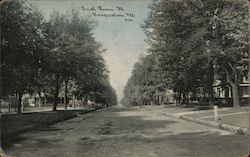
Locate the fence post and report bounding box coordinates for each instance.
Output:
[213,105,218,122]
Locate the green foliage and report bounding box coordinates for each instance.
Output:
[1,0,47,96]
[1,1,117,112]
[122,0,248,107]
[121,54,166,106]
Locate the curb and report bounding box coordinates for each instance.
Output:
[158,111,249,135]
[180,115,249,135]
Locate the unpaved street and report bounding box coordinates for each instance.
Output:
[4,107,249,157]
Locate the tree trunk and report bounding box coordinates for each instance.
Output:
[0,99,1,113]
[225,86,229,105]
[225,64,240,108]
[140,91,143,106]
[182,92,186,105]
[8,95,11,112]
[53,75,60,111]
[38,92,42,108]
[231,83,240,108]
[208,86,214,106]
[177,92,182,105]
[84,94,88,108]
[53,90,59,111]
[159,93,163,105]
[17,92,22,114]
[157,91,160,105]
[64,78,69,109]
[73,95,76,108]
[44,95,47,107]
[208,63,214,106]
[0,114,1,147]
[34,97,37,106]
[186,93,189,105]
[151,94,154,105]
[15,92,18,112]
[202,88,206,104]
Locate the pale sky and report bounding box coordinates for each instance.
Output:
[28,0,151,101]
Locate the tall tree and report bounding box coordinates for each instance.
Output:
[45,11,116,110]
[124,0,249,107]
[1,0,48,113]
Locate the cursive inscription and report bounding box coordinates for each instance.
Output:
[81,6,136,22]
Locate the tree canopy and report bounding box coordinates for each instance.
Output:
[122,0,249,107]
[1,0,117,113]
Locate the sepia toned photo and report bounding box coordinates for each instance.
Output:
[0,0,249,156]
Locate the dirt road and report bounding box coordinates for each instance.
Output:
[4,106,249,157]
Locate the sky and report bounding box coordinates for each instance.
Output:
[28,0,151,101]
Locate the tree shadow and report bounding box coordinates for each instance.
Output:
[161,131,249,157]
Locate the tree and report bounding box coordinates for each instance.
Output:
[1,2,117,112]
[44,11,116,110]
[141,0,207,105]
[122,54,166,106]
[209,0,248,107]
[1,0,48,113]
[124,0,248,107]
[185,0,248,107]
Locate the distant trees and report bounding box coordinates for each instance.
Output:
[122,0,249,107]
[1,1,117,113]
[121,54,166,106]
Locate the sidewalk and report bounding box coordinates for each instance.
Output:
[158,105,249,135]
[1,106,90,115]
[0,104,76,114]
[186,107,249,128]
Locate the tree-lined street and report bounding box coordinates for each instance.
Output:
[1,0,249,156]
[3,106,249,157]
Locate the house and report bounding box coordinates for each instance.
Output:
[213,73,250,106]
